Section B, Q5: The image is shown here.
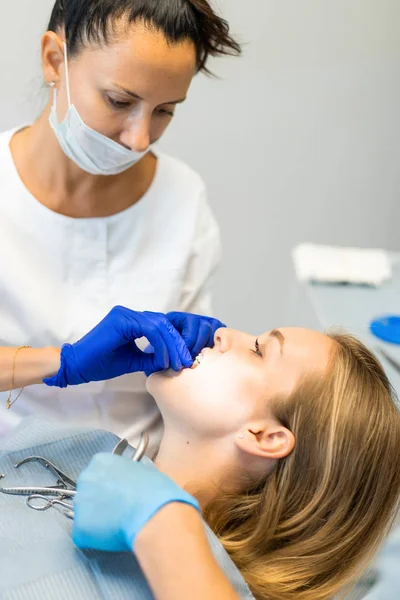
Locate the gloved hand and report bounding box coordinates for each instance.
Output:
[72,453,200,552]
[166,312,226,358]
[44,306,193,387]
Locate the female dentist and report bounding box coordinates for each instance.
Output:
[0,0,241,446]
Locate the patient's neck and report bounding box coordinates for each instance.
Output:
[154,427,240,508]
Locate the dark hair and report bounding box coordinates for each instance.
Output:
[47,0,241,75]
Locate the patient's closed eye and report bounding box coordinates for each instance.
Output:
[250,338,262,357]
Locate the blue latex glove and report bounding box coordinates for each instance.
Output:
[72,453,200,552]
[166,312,226,358]
[44,306,193,387]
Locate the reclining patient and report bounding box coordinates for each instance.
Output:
[146,326,400,599]
[1,324,400,600]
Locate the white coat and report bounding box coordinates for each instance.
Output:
[0,127,221,452]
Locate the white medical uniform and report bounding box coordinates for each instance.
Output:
[0,127,221,452]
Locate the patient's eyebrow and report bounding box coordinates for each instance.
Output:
[269,329,285,354]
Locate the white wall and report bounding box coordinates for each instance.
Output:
[1,0,399,333]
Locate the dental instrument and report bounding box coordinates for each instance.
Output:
[26,494,74,519]
[0,432,150,520]
[112,438,129,456]
[112,431,149,461]
[0,485,76,497]
[14,455,77,489]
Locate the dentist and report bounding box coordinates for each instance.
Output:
[0,0,241,446]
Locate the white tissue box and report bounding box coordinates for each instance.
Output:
[292,243,392,287]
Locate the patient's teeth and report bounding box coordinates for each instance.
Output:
[192,353,204,368]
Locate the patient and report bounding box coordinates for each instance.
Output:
[146,326,400,600]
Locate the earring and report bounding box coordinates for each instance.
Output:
[238,433,244,439]
[49,81,56,88]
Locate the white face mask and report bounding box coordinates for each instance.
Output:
[49,43,150,176]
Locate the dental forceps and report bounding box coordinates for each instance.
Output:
[15,455,77,489]
[0,455,77,517]
[0,456,77,497]
[0,431,150,519]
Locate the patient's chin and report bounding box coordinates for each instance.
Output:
[145,368,183,396]
[145,371,162,394]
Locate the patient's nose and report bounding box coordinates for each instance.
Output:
[214,328,235,353]
[214,329,255,355]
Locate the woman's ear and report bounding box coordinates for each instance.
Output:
[236,420,295,460]
[41,31,65,87]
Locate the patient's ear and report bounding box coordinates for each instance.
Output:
[235,420,295,460]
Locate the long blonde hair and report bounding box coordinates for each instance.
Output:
[205,332,400,600]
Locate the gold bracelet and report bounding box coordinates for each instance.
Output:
[6,346,32,410]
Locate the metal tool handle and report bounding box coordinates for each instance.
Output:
[27,494,74,511]
[14,456,77,489]
[112,431,149,461]
[26,494,74,519]
[0,486,76,497]
[112,438,129,456]
[132,431,150,461]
